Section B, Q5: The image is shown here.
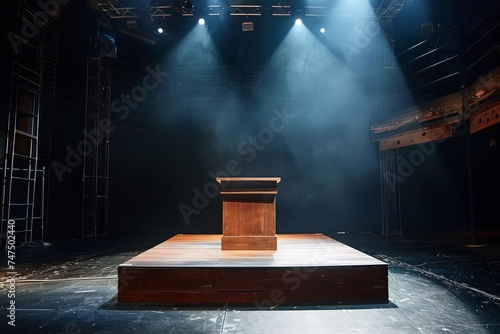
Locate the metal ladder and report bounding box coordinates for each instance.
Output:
[1,0,58,248]
[1,30,43,247]
[82,57,111,239]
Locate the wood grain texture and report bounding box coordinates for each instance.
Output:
[221,235,277,250]
[117,234,388,305]
[222,200,275,236]
[217,177,279,250]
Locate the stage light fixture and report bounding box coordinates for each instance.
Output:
[157,27,163,34]
[198,18,206,25]
[295,18,302,26]
[320,27,325,33]
[420,22,434,36]
[242,22,254,31]
[99,34,117,58]
[126,20,137,30]
[182,0,193,9]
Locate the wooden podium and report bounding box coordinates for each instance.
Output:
[216,177,280,250]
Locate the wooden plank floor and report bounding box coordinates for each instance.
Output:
[117,234,388,305]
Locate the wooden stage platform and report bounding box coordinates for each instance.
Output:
[117,234,388,306]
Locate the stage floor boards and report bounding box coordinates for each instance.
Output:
[117,234,388,305]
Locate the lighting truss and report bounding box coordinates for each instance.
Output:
[375,0,406,20]
[181,6,195,16]
[230,5,262,16]
[104,6,136,19]
[376,0,406,27]
[150,5,173,18]
[90,0,406,23]
[271,5,291,17]
[94,0,136,19]
[304,6,328,17]
[207,4,222,16]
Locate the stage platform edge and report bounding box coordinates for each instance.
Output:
[117,233,388,305]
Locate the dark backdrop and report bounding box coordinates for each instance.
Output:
[3,0,498,242]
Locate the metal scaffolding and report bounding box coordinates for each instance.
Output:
[82,57,111,239]
[1,1,57,247]
[375,19,403,236]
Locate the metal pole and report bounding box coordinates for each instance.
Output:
[465,125,476,245]
[41,166,45,244]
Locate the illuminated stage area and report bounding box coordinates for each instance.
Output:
[117,234,388,305]
[2,0,500,332]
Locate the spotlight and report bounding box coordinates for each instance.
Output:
[320,27,325,34]
[295,19,302,26]
[157,27,163,34]
[198,18,205,26]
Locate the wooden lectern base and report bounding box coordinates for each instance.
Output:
[221,235,277,250]
[217,177,281,251]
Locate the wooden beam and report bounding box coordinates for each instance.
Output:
[469,102,500,134]
[371,91,463,136]
[378,124,454,151]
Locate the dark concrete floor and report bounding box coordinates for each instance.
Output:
[1,231,500,333]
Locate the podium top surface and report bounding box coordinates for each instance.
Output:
[216,177,281,183]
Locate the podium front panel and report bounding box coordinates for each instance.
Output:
[222,198,276,236]
[217,177,280,251]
